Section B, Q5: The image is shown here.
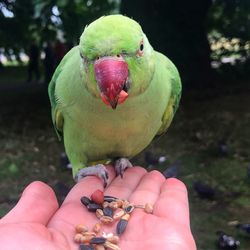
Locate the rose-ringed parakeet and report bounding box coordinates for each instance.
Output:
[48,15,181,186]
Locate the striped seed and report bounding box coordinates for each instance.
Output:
[96,209,104,219]
[100,215,114,224]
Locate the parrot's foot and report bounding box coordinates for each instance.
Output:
[75,164,109,188]
[114,158,133,178]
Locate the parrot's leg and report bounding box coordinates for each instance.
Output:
[114,158,133,178]
[75,164,109,187]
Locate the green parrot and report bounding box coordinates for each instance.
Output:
[48,14,181,186]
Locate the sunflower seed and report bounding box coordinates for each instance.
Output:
[90,237,107,245]
[80,196,92,206]
[87,203,103,212]
[116,219,128,235]
[103,207,114,217]
[79,244,94,250]
[104,195,118,202]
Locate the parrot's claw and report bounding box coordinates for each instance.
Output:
[75,164,109,188]
[114,158,133,178]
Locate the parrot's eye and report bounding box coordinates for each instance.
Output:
[140,43,144,51]
[137,40,144,57]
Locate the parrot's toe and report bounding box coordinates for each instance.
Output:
[114,158,133,178]
[75,164,109,188]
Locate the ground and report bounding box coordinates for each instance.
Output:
[0,66,250,249]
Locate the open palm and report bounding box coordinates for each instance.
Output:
[0,166,196,250]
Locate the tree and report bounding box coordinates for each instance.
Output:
[121,0,250,85]
[34,0,119,45]
[0,0,38,58]
[121,0,213,86]
[208,0,250,62]
[0,0,118,57]
[209,0,250,41]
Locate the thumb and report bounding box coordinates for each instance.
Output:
[0,181,59,225]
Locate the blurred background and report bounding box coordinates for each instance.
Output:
[0,0,249,249]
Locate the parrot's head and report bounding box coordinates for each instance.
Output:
[79,14,155,109]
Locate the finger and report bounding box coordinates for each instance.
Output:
[63,165,116,205]
[48,166,116,230]
[0,181,58,225]
[104,166,147,200]
[128,170,165,205]
[154,178,190,226]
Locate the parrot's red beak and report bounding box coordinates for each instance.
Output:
[94,56,129,109]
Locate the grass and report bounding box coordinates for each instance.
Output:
[0,67,250,249]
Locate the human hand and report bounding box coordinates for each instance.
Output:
[0,166,196,250]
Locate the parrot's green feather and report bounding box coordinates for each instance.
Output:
[155,52,182,136]
[48,46,80,140]
[48,15,182,178]
[80,15,142,61]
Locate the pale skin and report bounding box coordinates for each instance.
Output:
[0,166,196,250]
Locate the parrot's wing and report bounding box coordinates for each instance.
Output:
[48,46,79,140]
[156,53,182,136]
[48,65,64,140]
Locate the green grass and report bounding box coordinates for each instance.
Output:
[0,74,250,249]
